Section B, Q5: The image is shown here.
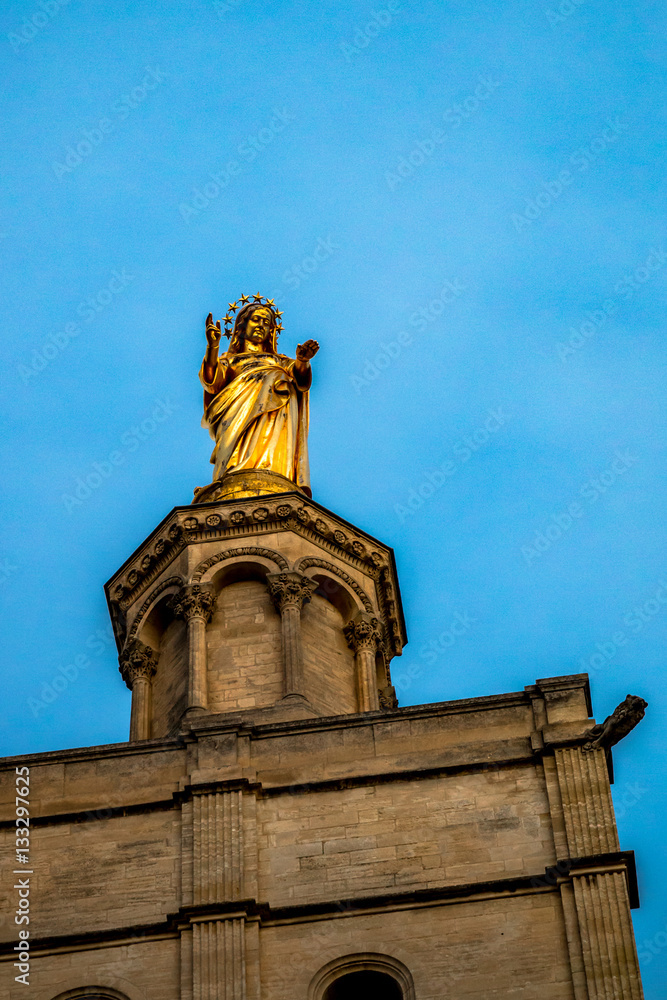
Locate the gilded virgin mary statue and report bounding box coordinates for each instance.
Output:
[196,295,319,502]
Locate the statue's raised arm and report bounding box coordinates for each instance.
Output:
[197,295,317,501]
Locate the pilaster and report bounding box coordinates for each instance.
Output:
[181,781,259,1000]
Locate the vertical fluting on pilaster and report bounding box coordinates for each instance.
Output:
[169,584,216,714]
[266,572,317,700]
[193,789,244,905]
[551,745,643,997]
[181,796,194,907]
[572,873,643,1000]
[559,882,589,1000]
[555,747,619,856]
[180,925,193,1000]
[193,917,247,1000]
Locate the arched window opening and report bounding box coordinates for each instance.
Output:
[323,970,403,1000]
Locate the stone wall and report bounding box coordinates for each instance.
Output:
[207,580,284,713]
[0,679,644,1000]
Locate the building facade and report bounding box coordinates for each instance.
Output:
[0,489,645,999]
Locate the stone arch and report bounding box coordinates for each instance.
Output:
[48,984,144,1000]
[309,953,415,1000]
[294,557,374,617]
[126,576,184,645]
[191,546,288,588]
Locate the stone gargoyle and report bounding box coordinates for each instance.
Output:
[582,694,648,751]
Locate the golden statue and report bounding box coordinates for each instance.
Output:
[198,295,319,501]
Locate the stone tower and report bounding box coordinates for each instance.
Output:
[0,485,647,998]
[109,487,404,740]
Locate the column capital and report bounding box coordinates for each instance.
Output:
[170,584,216,623]
[119,638,157,690]
[266,572,317,613]
[379,685,398,711]
[344,612,384,653]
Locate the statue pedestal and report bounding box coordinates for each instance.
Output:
[193,469,309,504]
[106,489,404,738]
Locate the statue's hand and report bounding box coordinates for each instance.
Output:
[205,312,222,345]
[296,339,319,362]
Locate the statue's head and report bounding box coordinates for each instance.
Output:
[228,303,278,355]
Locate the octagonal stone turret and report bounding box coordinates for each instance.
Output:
[105,491,407,740]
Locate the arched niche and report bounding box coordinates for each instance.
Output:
[126,576,183,647]
[191,546,288,588]
[307,572,363,622]
[201,557,278,596]
[50,988,138,1000]
[136,589,186,739]
[309,954,415,1000]
[136,592,176,652]
[298,568,374,716]
[203,557,284,714]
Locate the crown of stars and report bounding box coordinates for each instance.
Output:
[221,295,284,338]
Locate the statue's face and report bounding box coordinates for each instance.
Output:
[244,307,272,348]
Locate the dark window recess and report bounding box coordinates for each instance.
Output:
[323,970,403,1000]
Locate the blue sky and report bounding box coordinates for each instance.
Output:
[1,0,665,992]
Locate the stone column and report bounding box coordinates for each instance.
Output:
[119,639,157,741]
[344,612,383,712]
[266,572,317,700]
[170,584,216,716]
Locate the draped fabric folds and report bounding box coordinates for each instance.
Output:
[199,352,311,494]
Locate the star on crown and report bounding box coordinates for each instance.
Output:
[221,294,284,338]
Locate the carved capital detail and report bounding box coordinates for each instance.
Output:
[119,639,157,690]
[379,685,398,711]
[266,572,317,613]
[169,584,216,623]
[344,613,384,653]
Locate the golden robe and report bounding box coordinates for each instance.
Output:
[199,351,311,494]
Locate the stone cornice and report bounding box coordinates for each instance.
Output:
[0,676,599,778]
